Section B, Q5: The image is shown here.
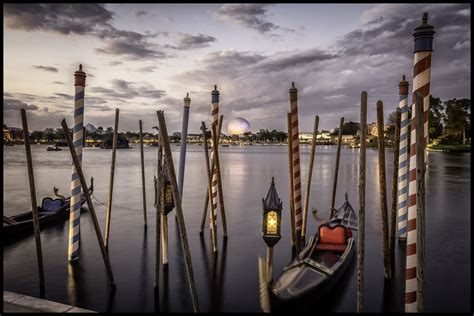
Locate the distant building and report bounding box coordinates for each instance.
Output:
[331,134,355,144]
[3,126,11,141]
[85,123,97,133]
[299,131,332,143]
[7,127,23,140]
[299,132,313,142]
[187,134,201,142]
[367,122,378,136]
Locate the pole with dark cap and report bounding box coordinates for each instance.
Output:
[210,86,220,233]
[68,64,86,262]
[289,82,302,242]
[405,13,435,313]
[397,75,410,241]
[376,101,391,280]
[178,93,191,200]
[413,12,435,162]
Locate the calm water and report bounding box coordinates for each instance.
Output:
[3,144,471,312]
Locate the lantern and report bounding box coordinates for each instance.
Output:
[262,177,283,248]
[162,159,175,215]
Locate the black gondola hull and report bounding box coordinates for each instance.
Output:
[3,196,86,239]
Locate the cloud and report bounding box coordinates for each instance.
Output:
[89,79,166,100]
[33,65,58,72]
[216,4,288,35]
[4,98,39,111]
[95,40,167,60]
[55,93,74,100]
[4,4,113,35]
[199,49,266,70]
[167,33,217,50]
[135,66,158,73]
[254,49,338,72]
[136,11,148,17]
[171,4,470,132]
[4,3,167,60]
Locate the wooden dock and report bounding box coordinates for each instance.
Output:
[4,291,95,313]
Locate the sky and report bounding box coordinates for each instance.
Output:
[3,3,471,134]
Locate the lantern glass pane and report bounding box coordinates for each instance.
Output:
[266,211,278,235]
[165,184,173,204]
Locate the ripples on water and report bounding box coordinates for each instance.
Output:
[3,144,470,312]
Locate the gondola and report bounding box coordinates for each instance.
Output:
[47,145,62,151]
[270,196,358,308]
[3,178,94,238]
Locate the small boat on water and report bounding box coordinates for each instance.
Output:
[3,178,94,239]
[270,196,357,308]
[47,145,62,151]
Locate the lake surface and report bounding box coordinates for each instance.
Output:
[3,144,471,312]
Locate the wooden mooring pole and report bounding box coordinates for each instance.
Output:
[154,135,163,291]
[154,176,161,291]
[330,117,344,218]
[200,115,223,234]
[302,115,319,239]
[266,246,273,283]
[20,108,45,297]
[139,120,147,228]
[157,110,200,312]
[161,213,169,265]
[105,108,119,250]
[61,119,115,289]
[212,121,228,238]
[357,92,367,312]
[376,101,391,280]
[258,256,271,313]
[287,113,296,248]
[201,122,218,253]
[390,108,401,276]
[415,92,426,312]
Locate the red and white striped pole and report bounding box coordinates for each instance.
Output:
[210,85,219,232]
[289,82,302,239]
[405,12,435,312]
[397,75,409,240]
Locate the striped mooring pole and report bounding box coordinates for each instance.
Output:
[289,82,302,239]
[405,12,435,312]
[397,75,409,240]
[210,86,219,230]
[178,93,191,200]
[68,64,86,262]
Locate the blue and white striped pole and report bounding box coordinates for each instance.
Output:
[178,93,191,200]
[397,75,409,240]
[68,64,86,262]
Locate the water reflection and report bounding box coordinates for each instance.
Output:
[199,234,228,312]
[3,146,470,312]
[67,261,83,307]
[138,227,148,308]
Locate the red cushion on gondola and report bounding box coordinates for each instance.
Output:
[346,228,352,238]
[319,225,347,245]
[315,243,347,253]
